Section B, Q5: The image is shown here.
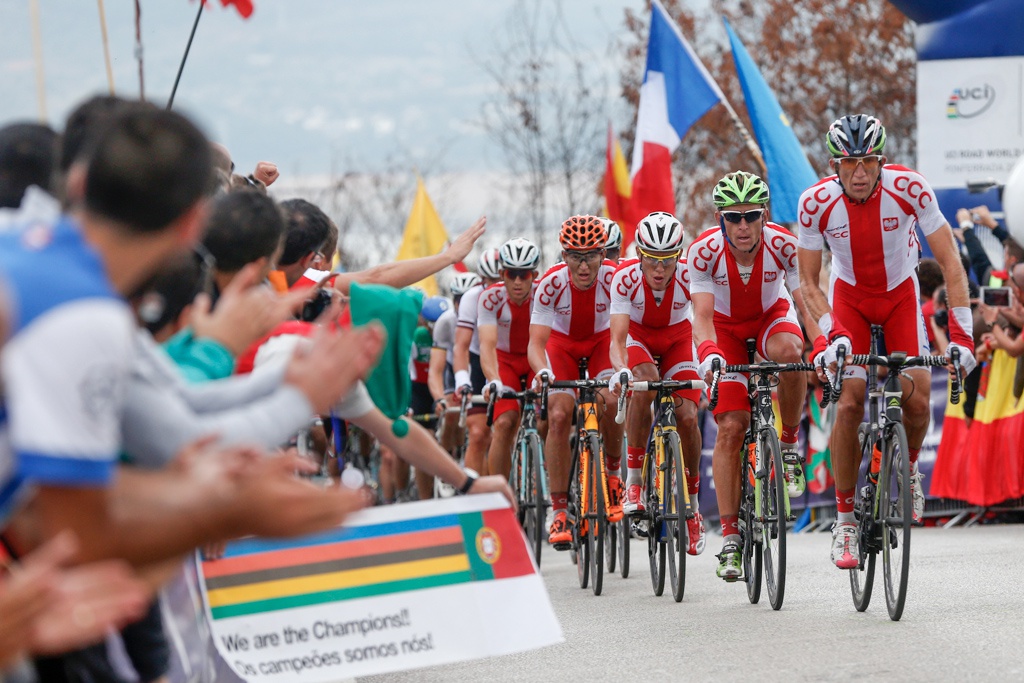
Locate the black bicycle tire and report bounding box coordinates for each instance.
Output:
[665,431,687,602]
[850,425,876,612]
[882,422,912,621]
[647,439,666,596]
[589,434,606,596]
[525,433,545,567]
[760,429,787,610]
[741,440,762,604]
[511,436,527,526]
[618,447,630,578]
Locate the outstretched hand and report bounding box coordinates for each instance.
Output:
[446,217,486,265]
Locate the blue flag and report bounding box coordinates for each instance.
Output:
[723,18,818,223]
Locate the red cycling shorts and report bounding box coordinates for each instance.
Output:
[626,320,701,405]
[713,296,803,416]
[831,276,928,381]
[546,329,612,395]
[493,350,534,420]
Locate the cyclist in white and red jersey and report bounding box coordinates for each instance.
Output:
[608,212,705,555]
[529,215,622,548]
[797,115,976,567]
[602,218,623,263]
[690,171,819,580]
[453,249,502,475]
[479,238,541,479]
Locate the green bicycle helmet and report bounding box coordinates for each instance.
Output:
[712,171,770,208]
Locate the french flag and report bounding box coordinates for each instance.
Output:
[627,0,723,243]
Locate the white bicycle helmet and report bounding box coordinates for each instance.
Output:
[477,248,502,280]
[449,272,481,297]
[499,237,540,269]
[601,218,622,250]
[636,211,684,252]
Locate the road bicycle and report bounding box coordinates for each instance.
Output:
[487,380,551,566]
[620,377,706,602]
[840,325,962,621]
[708,341,816,610]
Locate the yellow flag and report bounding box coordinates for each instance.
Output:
[395,177,450,296]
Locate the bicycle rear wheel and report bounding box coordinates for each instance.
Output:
[664,431,687,603]
[588,435,606,596]
[646,441,666,596]
[568,448,588,588]
[850,425,876,612]
[523,433,546,567]
[881,422,912,620]
[760,429,786,610]
[618,446,630,578]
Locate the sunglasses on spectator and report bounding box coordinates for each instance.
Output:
[637,247,681,266]
[721,209,765,224]
[504,268,534,280]
[834,155,883,172]
[564,250,604,265]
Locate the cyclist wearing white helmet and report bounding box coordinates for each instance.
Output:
[602,217,623,262]
[608,211,705,555]
[479,238,541,479]
[690,171,819,581]
[453,249,502,475]
[798,114,975,566]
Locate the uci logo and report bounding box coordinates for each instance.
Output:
[882,217,899,232]
[947,84,995,119]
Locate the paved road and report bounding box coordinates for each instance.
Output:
[366,525,1024,682]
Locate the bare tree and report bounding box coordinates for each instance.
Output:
[477,0,607,261]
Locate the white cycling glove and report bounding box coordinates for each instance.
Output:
[532,368,554,390]
[608,368,633,394]
[484,378,505,401]
[697,354,726,382]
[454,369,472,396]
[822,335,852,371]
[946,342,977,377]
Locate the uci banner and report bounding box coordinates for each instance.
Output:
[199,494,562,682]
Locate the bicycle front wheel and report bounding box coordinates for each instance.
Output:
[588,435,606,596]
[881,422,912,620]
[850,424,876,612]
[646,440,666,596]
[524,433,546,567]
[568,448,588,588]
[618,446,630,578]
[741,440,762,604]
[664,431,687,603]
[760,429,787,610]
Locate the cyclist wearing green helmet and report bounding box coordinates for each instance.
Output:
[689,170,822,581]
[797,114,976,568]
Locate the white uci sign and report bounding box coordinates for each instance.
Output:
[917,56,1024,189]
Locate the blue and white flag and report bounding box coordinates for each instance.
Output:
[724,18,818,223]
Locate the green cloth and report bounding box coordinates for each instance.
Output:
[349,283,423,422]
[162,328,235,383]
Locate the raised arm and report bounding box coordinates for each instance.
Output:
[333,217,485,295]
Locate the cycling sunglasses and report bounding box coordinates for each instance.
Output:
[564,250,604,265]
[720,209,765,224]
[834,155,883,171]
[637,247,681,265]
[504,268,534,281]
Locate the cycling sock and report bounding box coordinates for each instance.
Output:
[551,491,568,512]
[780,423,800,446]
[606,453,621,474]
[720,514,739,537]
[627,446,645,469]
[836,487,855,523]
[909,447,920,465]
[686,470,700,510]
[723,533,741,548]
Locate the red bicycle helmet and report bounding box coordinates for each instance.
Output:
[559,215,607,251]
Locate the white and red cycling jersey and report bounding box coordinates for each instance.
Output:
[531,261,615,339]
[687,222,800,321]
[456,283,486,355]
[797,165,946,295]
[609,258,692,327]
[477,282,534,354]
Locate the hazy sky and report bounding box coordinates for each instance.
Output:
[1,0,645,177]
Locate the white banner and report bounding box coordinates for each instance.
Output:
[199,494,562,682]
[917,56,1024,189]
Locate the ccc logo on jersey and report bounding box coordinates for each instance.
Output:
[482,290,502,312]
[616,267,640,297]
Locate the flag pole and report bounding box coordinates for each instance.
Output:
[29,0,47,122]
[720,97,767,177]
[167,1,205,110]
[97,0,115,95]
[134,0,145,100]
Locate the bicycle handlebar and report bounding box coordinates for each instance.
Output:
[708,359,812,408]
[630,379,707,392]
[614,371,629,425]
[706,359,722,411]
[847,350,963,405]
[949,346,962,405]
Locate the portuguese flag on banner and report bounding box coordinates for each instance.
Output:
[931,349,1024,506]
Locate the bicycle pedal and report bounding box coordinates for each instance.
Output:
[552,541,572,552]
